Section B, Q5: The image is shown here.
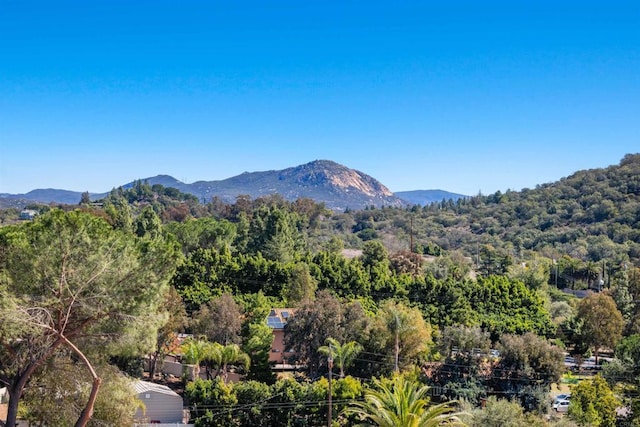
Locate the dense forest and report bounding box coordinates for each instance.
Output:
[1,153,639,426]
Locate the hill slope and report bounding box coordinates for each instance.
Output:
[345,153,640,264]
[395,189,467,205]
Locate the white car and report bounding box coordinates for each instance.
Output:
[554,399,571,413]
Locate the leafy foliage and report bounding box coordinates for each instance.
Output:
[192,292,243,345]
[568,375,620,427]
[370,300,433,373]
[0,209,178,427]
[318,337,363,378]
[467,396,544,427]
[344,374,467,427]
[575,293,624,362]
[22,360,141,427]
[492,333,565,411]
[284,291,371,377]
[5,154,640,424]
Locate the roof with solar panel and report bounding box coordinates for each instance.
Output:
[266,308,296,330]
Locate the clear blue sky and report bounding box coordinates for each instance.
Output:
[1,1,638,196]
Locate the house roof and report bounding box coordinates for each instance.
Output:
[266,308,296,330]
[132,380,180,398]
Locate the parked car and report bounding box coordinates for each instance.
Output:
[554,399,571,413]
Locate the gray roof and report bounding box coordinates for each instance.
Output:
[132,380,180,398]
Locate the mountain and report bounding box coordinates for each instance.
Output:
[395,189,467,205]
[0,189,88,206]
[0,196,34,210]
[0,160,411,211]
[186,160,406,210]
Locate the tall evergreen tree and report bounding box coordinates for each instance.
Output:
[0,209,179,427]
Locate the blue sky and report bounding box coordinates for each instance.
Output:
[1,1,638,196]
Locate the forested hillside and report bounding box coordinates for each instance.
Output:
[2,153,640,426]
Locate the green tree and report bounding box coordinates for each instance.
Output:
[575,293,624,365]
[284,290,348,377]
[192,292,243,345]
[237,291,275,326]
[470,275,554,339]
[164,217,237,256]
[437,325,491,358]
[0,209,178,427]
[79,191,91,206]
[508,256,549,290]
[409,276,477,327]
[149,287,188,379]
[22,360,141,427]
[361,240,388,268]
[614,334,640,376]
[283,262,317,306]
[603,335,640,425]
[102,189,133,232]
[493,333,565,411]
[325,236,345,253]
[181,338,211,380]
[618,265,640,335]
[373,300,432,372]
[171,247,239,312]
[344,374,467,426]
[242,322,275,383]
[233,380,273,426]
[185,377,237,427]
[233,252,291,296]
[133,205,162,239]
[310,250,370,297]
[360,241,401,296]
[469,396,538,427]
[247,205,305,263]
[269,377,323,427]
[219,343,250,381]
[181,339,250,382]
[318,337,363,378]
[478,244,513,277]
[430,326,491,406]
[569,375,620,427]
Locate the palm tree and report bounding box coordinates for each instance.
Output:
[583,261,601,289]
[181,338,208,380]
[218,343,251,380]
[182,340,250,381]
[201,341,223,379]
[378,300,431,372]
[345,375,467,427]
[318,337,363,378]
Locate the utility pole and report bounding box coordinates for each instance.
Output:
[327,351,334,427]
[394,312,401,373]
[409,216,414,253]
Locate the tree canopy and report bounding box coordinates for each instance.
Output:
[0,209,179,427]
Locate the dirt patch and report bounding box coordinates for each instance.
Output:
[341,249,362,259]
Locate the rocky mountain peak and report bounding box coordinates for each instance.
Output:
[0,160,410,211]
[288,160,395,197]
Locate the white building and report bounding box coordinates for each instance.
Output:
[132,380,185,424]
